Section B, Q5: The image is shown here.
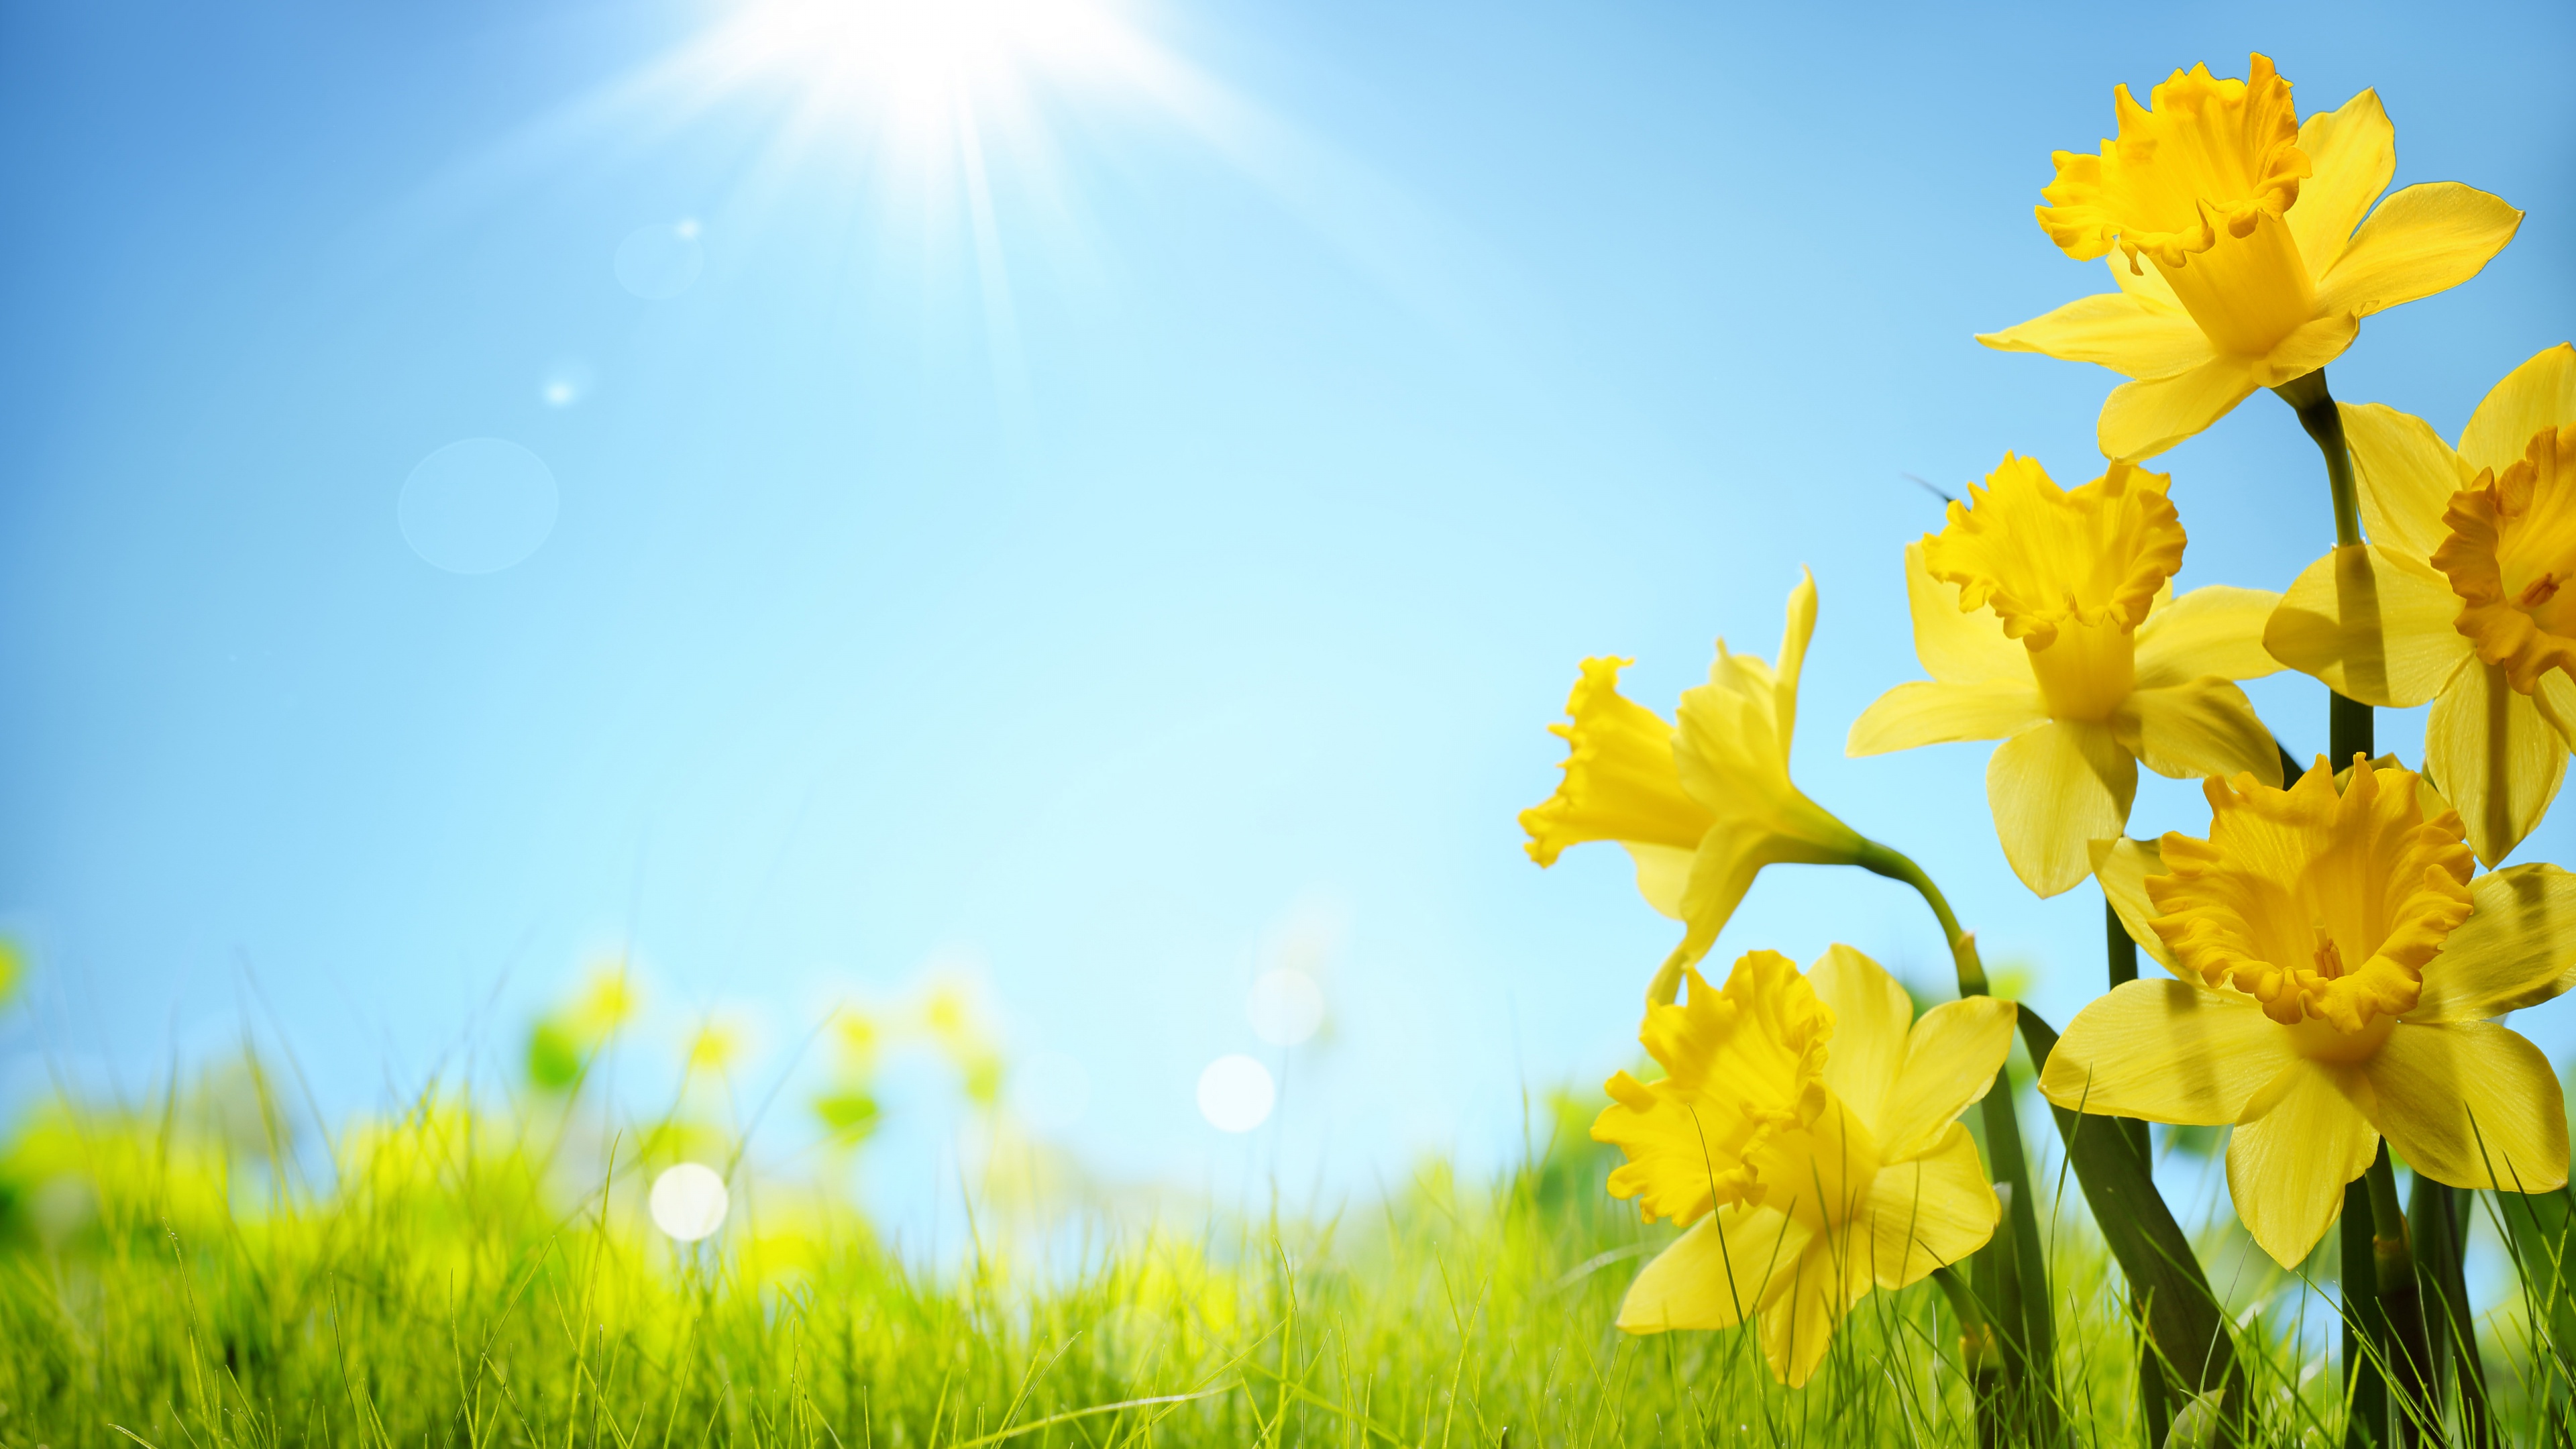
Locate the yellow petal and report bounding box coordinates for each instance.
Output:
[2226,1060,2378,1268]
[1621,843,1694,920]
[1846,681,2049,756]
[2253,311,2361,387]
[2091,837,2178,973]
[1759,1240,1869,1389]
[2099,354,2260,463]
[2410,864,2576,1024]
[2107,248,2180,308]
[2288,89,2395,274]
[2427,658,2568,867]
[1902,539,2028,686]
[2314,182,2523,321]
[2461,343,2576,480]
[2264,544,2475,707]
[1862,1122,1998,1289]
[1617,1204,1813,1332]
[2345,402,2474,566]
[2113,678,2284,786]
[1974,291,2215,379]
[1807,944,1911,1132]
[1986,720,2137,896]
[2039,979,2290,1124]
[2364,1021,2569,1193]
[2134,585,2285,689]
[1872,995,2016,1161]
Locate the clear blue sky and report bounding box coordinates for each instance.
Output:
[4,0,2572,1222]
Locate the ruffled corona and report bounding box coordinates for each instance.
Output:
[2434,427,2576,694]
[1595,951,1836,1224]
[1595,947,2015,1385]
[1982,58,2522,462]
[1519,657,1713,866]
[2148,761,2474,1030]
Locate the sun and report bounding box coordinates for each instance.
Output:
[717,0,1133,134]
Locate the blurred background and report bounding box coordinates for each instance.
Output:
[1,0,2571,1239]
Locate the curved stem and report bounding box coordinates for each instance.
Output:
[2277,369,2361,548]
[1855,837,1989,997]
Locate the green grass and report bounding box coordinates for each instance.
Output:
[3,1059,2574,1448]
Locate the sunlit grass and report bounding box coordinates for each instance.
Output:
[4,1033,2576,1446]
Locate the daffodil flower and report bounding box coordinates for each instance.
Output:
[1848,455,2282,897]
[2043,759,2576,1268]
[1980,55,2521,463]
[1521,572,1868,1002]
[1594,946,2015,1385]
[2267,345,2576,866]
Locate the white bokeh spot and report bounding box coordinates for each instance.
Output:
[1195,1054,1274,1133]
[649,1162,730,1242]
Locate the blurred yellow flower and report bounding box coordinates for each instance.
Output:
[572,962,642,1037]
[2043,759,2576,1267]
[1594,947,2013,1386]
[1980,54,2520,462]
[1849,455,2281,896]
[1522,572,1867,1002]
[2267,345,2576,865]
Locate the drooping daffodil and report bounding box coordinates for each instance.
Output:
[1848,454,2282,897]
[1595,945,2015,1385]
[1980,54,2521,462]
[2044,759,2575,1268]
[1521,572,1868,1002]
[2267,344,2576,865]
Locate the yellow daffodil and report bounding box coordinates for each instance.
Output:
[1522,572,1868,1002]
[2043,759,2576,1267]
[1595,945,2015,1385]
[1848,454,2282,896]
[1980,54,2521,462]
[2267,345,2576,865]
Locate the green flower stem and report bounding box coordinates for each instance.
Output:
[2343,1181,2388,1449]
[2408,1174,2493,1446]
[2277,369,2361,549]
[2365,1149,2436,1439]
[2104,898,2170,1446]
[1856,838,2057,1443]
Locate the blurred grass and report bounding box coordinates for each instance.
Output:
[2,1043,2575,1446]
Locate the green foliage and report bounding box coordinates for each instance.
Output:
[2,1066,2573,1448]
[525,1018,584,1092]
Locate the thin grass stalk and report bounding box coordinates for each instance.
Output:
[2104,899,2171,1448]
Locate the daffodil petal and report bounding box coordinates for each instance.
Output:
[2265,545,2475,707]
[1617,1204,1813,1332]
[2039,979,2289,1124]
[1808,945,1911,1131]
[2106,249,2180,307]
[2460,344,2576,480]
[1862,1122,1998,1290]
[2134,585,2284,689]
[2408,864,2576,1024]
[2427,659,2568,868]
[2363,1021,2569,1193]
[1986,720,2136,896]
[2099,355,2260,463]
[1621,843,1695,920]
[2114,678,2284,786]
[2288,89,2395,274]
[2226,1061,2377,1268]
[1873,995,2016,1161]
[2314,182,2523,321]
[1760,1241,1868,1389]
[1902,539,2027,686]
[2254,312,2362,388]
[2345,402,2473,566]
[1974,291,2215,379]
[1847,681,2049,756]
[2090,837,2176,973]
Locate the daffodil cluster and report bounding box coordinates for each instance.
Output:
[1519,50,2576,1413]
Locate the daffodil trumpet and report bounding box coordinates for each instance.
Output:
[1849,453,2285,899]
[2267,345,2576,867]
[1981,54,2520,462]
[1591,946,2017,1387]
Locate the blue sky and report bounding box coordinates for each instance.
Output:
[3,0,2572,1224]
